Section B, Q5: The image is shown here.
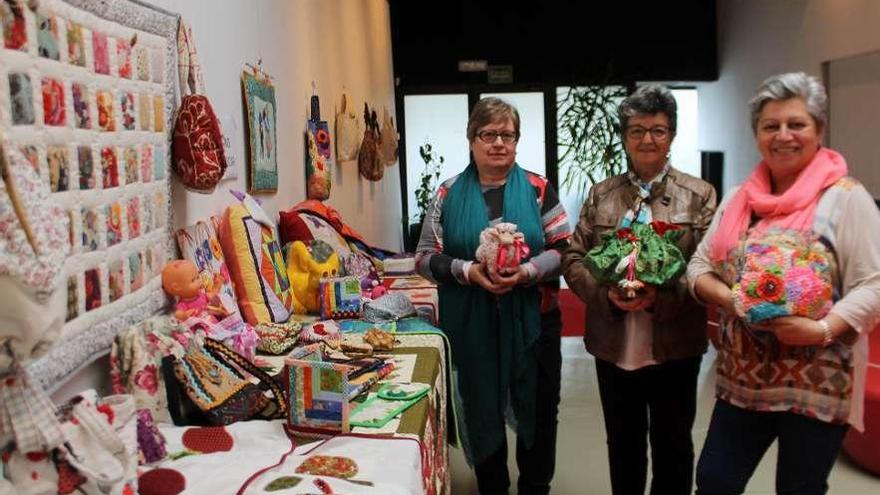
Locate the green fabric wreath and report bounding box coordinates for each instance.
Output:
[584,221,686,287]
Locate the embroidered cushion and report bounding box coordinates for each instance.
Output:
[732,231,833,324]
[217,196,292,325]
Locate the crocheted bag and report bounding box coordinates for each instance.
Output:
[171,21,227,193]
[732,231,833,324]
[335,92,361,161]
[306,94,332,200]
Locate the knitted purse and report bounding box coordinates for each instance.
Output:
[731,231,833,324]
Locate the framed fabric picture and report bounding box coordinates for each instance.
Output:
[241,70,277,193]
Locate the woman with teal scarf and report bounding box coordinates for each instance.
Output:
[415,98,571,495]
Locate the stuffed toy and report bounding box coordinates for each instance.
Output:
[161,260,227,322]
[474,222,530,271]
[287,240,340,314]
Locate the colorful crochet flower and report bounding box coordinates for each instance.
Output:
[755,272,785,303]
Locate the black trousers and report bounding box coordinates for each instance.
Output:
[595,355,702,495]
[474,309,562,495]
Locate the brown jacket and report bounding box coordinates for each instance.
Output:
[562,167,717,364]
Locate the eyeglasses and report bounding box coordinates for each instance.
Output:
[625,126,671,142]
[477,130,519,144]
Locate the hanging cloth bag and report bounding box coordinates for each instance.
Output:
[335,92,361,162]
[305,94,333,201]
[358,103,383,181]
[379,106,399,165]
[171,20,227,193]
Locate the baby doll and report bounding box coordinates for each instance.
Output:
[161,260,226,322]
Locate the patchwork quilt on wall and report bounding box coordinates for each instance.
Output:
[0,0,179,389]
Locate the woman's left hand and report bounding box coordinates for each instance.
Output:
[753,316,823,346]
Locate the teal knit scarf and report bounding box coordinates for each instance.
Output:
[439,162,543,464]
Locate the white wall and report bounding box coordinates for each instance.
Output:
[696,0,880,196]
[53,0,399,401]
[152,0,401,250]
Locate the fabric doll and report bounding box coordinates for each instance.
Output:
[475,222,531,271]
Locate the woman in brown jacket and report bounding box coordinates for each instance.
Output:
[562,84,716,495]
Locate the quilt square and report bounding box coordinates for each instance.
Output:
[129,252,144,291]
[117,38,133,79]
[47,145,70,192]
[93,31,110,74]
[140,145,153,182]
[120,92,135,130]
[81,207,99,252]
[135,46,150,81]
[20,145,39,171]
[138,94,151,131]
[123,146,138,184]
[97,89,115,131]
[150,47,164,83]
[66,274,79,322]
[101,147,119,188]
[153,144,165,179]
[72,83,91,129]
[153,95,164,132]
[37,13,60,60]
[126,196,141,239]
[67,21,86,66]
[152,191,166,228]
[109,259,125,302]
[41,78,66,126]
[2,1,26,50]
[85,267,101,311]
[106,202,123,247]
[8,73,34,125]
[78,146,96,190]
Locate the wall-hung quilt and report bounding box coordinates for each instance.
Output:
[0,0,179,389]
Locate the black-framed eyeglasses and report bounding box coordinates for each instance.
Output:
[625,126,670,141]
[477,130,519,144]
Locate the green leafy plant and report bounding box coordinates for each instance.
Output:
[413,141,444,222]
[558,85,629,201]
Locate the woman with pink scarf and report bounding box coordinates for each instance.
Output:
[688,72,880,494]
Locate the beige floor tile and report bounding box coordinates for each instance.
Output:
[449,337,880,494]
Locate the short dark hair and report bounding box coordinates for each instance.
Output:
[618,84,678,135]
[466,97,521,142]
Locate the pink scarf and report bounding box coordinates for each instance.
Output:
[710,147,848,261]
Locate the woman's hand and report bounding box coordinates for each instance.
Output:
[608,285,656,312]
[753,316,824,346]
[693,273,737,316]
[468,263,511,295]
[488,264,530,289]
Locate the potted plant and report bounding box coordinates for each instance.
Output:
[404,141,444,252]
[557,85,629,201]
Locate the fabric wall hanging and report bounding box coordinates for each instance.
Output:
[305,93,332,200]
[334,92,360,162]
[0,0,178,389]
[241,67,277,193]
[357,102,382,181]
[379,106,398,166]
[170,20,226,193]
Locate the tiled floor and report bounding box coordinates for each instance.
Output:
[449,337,880,494]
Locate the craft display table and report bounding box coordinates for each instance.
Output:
[140,333,450,495]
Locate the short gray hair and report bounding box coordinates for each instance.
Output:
[466,97,520,142]
[748,72,827,133]
[618,84,678,134]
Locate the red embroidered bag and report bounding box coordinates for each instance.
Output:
[171,21,227,193]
